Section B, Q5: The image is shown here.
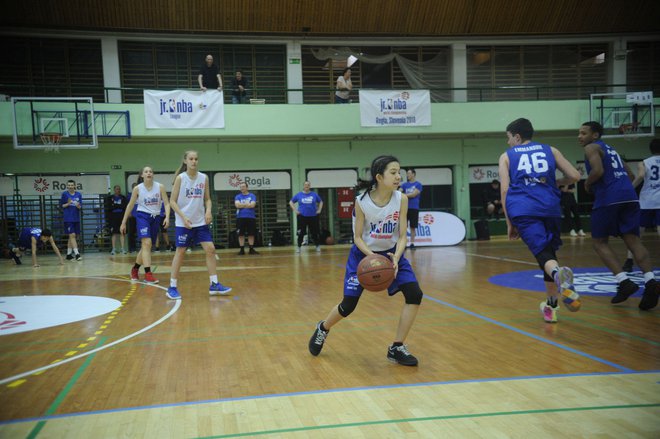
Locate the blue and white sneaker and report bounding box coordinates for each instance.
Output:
[209,282,232,296]
[166,287,181,300]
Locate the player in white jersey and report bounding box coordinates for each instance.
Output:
[166,150,231,300]
[308,155,424,366]
[621,139,660,310]
[121,166,170,284]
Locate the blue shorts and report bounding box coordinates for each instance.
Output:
[343,245,418,297]
[64,222,80,235]
[591,203,640,238]
[175,225,213,247]
[640,208,659,228]
[135,211,160,242]
[511,216,562,256]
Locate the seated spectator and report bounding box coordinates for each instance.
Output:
[231,70,249,104]
[483,179,504,219]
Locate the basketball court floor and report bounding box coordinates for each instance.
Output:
[0,236,658,438]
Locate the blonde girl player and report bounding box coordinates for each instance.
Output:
[166,150,232,300]
[120,166,170,284]
[308,155,424,366]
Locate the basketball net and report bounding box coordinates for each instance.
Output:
[40,132,62,153]
[618,123,638,142]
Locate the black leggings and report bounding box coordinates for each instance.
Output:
[297,216,320,246]
[562,203,582,230]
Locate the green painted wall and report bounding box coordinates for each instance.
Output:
[0,100,654,238]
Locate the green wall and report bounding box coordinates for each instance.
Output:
[0,100,654,238]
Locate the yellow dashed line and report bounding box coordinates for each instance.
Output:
[7,282,137,388]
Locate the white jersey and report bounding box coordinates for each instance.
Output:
[354,190,402,252]
[175,171,207,227]
[639,155,660,209]
[136,182,162,216]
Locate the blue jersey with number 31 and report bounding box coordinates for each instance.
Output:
[506,142,561,218]
[584,140,637,209]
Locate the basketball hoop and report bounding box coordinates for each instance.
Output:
[40,132,62,153]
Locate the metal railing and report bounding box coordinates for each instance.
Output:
[1,83,658,105]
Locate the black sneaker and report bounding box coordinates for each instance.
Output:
[639,279,659,311]
[622,258,634,273]
[66,254,74,260]
[237,248,245,255]
[249,248,259,255]
[611,279,639,304]
[308,321,329,356]
[387,344,418,366]
[75,253,82,261]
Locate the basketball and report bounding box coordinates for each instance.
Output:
[325,236,335,245]
[357,254,395,291]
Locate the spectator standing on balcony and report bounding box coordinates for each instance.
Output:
[198,54,223,92]
[231,70,249,104]
[335,67,352,104]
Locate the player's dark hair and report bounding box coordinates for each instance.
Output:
[342,67,351,76]
[137,175,144,184]
[41,229,52,237]
[491,179,500,185]
[506,118,534,140]
[356,155,400,200]
[174,150,198,177]
[407,168,416,175]
[650,138,660,154]
[581,121,603,138]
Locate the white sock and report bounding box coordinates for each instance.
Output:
[615,272,628,283]
[210,275,218,284]
[643,272,655,283]
[73,248,79,255]
[67,248,72,255]
[170,278,177,288]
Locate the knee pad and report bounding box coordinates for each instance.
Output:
[535,245,557,273]
[338,296,360,317]
[400,282,423,305]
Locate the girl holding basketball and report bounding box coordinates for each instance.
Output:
[166,150,231,300]
[308,155,423,366]
[120,166,170,284]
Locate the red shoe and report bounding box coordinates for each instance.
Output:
[130,267,139,281]
[144,272,159,284]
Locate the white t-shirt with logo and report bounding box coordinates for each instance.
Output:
[354,190,402,251]
[176,172,207,227]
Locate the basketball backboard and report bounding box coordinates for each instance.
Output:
[589,91,655,139]
[11,97,98,149]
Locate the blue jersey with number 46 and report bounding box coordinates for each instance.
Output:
[506,142,561,218]
[584,140,637,209]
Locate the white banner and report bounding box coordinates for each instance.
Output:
[468,165,500,183]
[144,89,225,129]
[400,167,452,185]
[359,90,431,127]
[213,171,291,190]
[307,169,358,188]
[407,211,465,246]
[16,175,110,196]
[0,177,14,196]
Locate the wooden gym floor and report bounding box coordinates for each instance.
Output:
[0,235,658,438]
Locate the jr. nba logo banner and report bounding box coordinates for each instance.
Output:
[359,90,431,127]
[144,89,225,129]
